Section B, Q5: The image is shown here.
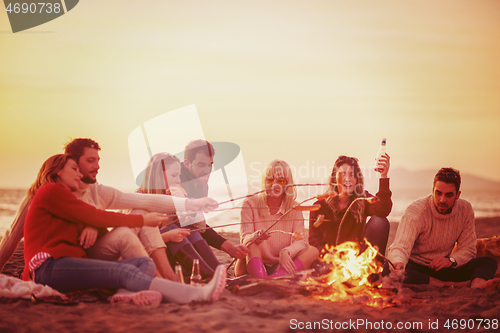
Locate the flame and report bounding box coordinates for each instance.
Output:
[302,240,395,307]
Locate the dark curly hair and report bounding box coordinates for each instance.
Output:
[433,167,461,193]
[184,140,215,162]
[64,138,101,163]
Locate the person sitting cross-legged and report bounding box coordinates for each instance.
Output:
[385,167,498,288]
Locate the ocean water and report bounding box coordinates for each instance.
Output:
[1,187,499,237]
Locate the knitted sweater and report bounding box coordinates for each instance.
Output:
[23,183,144,280]
[309,178,392,251]
[387,195,476,268]
[240,196,308,266]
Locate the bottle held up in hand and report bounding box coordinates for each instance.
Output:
[375,138,387,173]
[190,259,202,286]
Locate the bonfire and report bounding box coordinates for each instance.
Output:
[234,239,401,308]
[301,240,398,308]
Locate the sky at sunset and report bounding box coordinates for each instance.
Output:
[1,0,499,190]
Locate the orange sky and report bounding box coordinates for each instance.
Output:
[1,0,499,189]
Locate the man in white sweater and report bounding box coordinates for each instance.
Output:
[386,168,497,288]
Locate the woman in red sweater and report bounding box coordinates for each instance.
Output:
[309,155,393,257]
[23,154,226,305]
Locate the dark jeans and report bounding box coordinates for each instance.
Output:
[382,257,498,284]
[160,224,203,254]
[35,256,156,293]
[361,216,390,256]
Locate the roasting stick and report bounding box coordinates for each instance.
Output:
[176,183,334,216]
[226,191,338,270]
[377,252,396,269]
[334,196,379,246]
[319,195,393,267]
[159,184,333,230]
[217,190,266,206]
[189,218,310,233]
[216,183,330,206]
[172,183,332,221]
[189,217,340,233]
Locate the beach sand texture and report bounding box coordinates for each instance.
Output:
[1,219,500,333]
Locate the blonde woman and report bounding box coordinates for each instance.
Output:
[236,160,319,278]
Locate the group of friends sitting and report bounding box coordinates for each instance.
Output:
[0,138,497,305]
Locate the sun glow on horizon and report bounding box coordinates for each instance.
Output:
[1,0,499,189]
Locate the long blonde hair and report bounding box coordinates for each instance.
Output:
[27,154,76,199]
[255,160,296,218]
[138,152,181,194]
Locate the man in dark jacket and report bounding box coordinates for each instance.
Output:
[181,140,248,267]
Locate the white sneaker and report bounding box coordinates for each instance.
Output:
[208,265,227,302]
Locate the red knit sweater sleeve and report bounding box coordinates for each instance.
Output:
[38,184,144,229]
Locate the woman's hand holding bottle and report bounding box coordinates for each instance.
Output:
[376,153,390,178]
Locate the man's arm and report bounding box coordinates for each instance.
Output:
[387,205,422,268]
[41,184,145,229]
[95,184,186,213]
[450,203,476,267]
[220,240,248,260]
[93,184,217,213]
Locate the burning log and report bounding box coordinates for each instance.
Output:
[476,236,500,278]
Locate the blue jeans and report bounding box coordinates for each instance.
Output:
[35,256,156,293]
[361,216,390,256]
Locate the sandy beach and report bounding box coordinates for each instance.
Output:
[1,218,500,333]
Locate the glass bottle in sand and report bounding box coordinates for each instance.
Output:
[190,259,202,286]
[175,264,185,284]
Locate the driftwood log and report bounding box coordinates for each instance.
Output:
[476,236,500,278]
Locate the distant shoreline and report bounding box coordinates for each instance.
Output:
[1,216,499,243]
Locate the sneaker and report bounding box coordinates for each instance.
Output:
[208,265,227,302]
[110,290,162,306]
